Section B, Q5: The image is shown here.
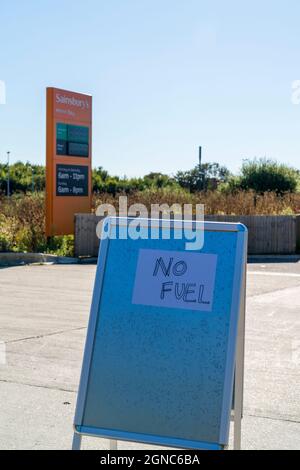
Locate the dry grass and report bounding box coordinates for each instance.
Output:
[93,188,300,216]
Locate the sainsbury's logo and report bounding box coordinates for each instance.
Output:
[56,93,89,110]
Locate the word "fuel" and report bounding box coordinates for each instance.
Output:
[154,257,210,305]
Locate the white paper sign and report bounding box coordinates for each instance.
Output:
[132,249,217,312]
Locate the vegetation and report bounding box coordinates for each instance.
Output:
[93,188,300,216]
[92,168,179,195]
[0,158,299,254]
[0,192,45,252]
[224,158,300,194]
[0,161,45,194]
[0,193,74,256]
[175,163,230,192]
[1,158,299,196]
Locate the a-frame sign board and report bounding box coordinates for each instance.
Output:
[73,218,247,450]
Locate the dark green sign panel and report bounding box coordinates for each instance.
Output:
[56,123,89,157]
[68,125,89,144]
[68,142,89,158]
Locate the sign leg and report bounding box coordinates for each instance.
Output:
[72,432,82,450]
[233,334,243,450]
[110,439,118,450]
[233,264,246,450]
[233,393,242,449]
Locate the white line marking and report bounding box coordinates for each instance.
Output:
[248,271,300,278]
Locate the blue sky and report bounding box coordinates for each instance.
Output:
[0,0,300,177]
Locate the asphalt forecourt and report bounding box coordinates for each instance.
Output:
[0,262,299,451]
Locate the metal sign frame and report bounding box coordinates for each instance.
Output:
[72,217,247,450]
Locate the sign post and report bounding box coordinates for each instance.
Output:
[46,87,92,236]
[73,218,247,450]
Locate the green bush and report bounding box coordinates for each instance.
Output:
[45,235,74,257]
[175,163,230,192]
[92,167,179,195]
[238,158,299,194]
[0,193,45,252]
[0,194,74,256]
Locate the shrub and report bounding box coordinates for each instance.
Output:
[0,193,46,252]
[0,193,75,255]
[45,235,74,257]
[175,163,230,192]
[238,158,299,194]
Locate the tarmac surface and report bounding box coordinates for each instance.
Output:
[0,261,299,450]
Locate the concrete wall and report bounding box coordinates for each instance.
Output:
[74,213,300,257]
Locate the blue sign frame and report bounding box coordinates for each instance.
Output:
[73,217,247,450]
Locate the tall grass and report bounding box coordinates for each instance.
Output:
[93,188,300,216]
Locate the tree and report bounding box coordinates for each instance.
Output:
[175,163,230,192]
[144,172,176,189]
[239,158,299,194]
[0,161,45,194]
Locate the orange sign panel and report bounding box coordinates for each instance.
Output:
[46,87,92,236]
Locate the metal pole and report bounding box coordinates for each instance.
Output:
[7,151,10,197]
[198,146,202,191]
[199,146,202,169]
[31,166,34,192]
